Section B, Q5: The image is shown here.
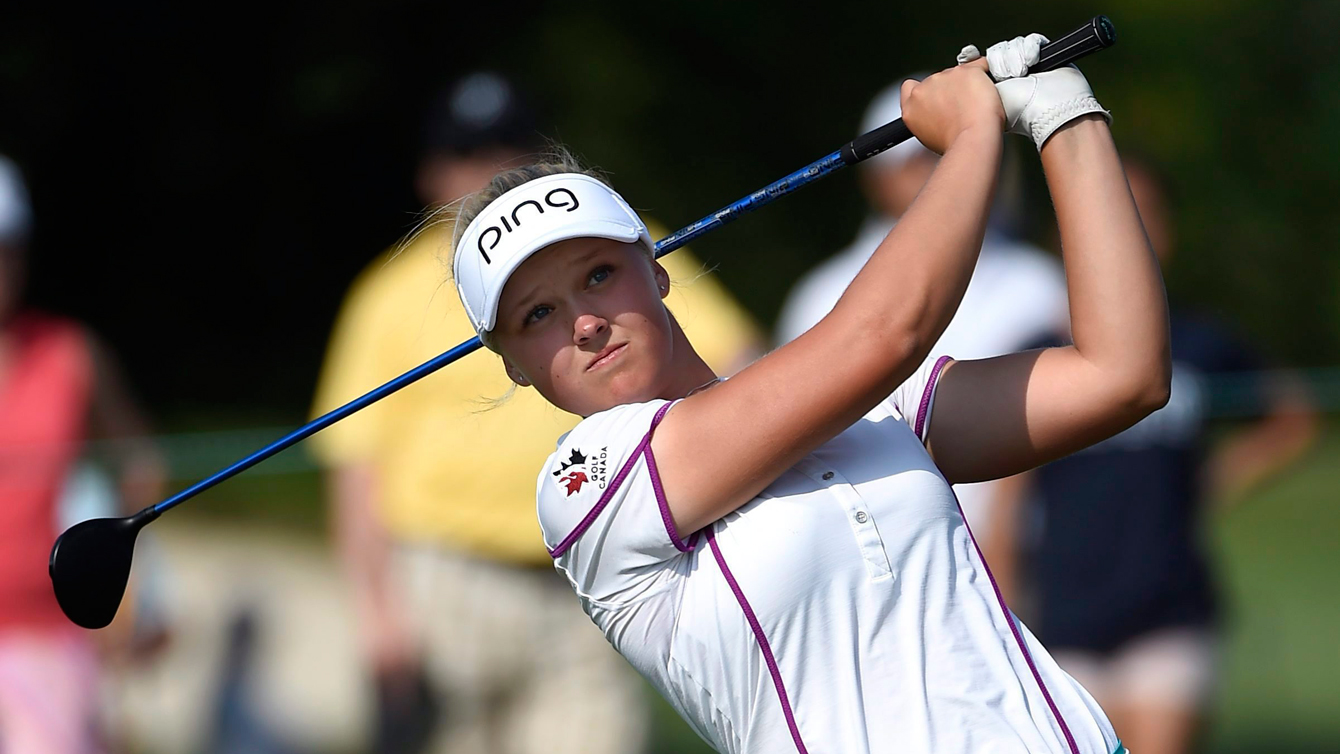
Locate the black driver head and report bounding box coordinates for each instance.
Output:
[49,508,157,629]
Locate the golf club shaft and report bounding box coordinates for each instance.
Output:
[153,336,486,514]
[151,15,1115,516]
[656,15,1114,254]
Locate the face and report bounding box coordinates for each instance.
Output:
[490,237,673,417]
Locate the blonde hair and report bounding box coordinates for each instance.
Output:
[449,147,610,254]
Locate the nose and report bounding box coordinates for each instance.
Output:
[573,313,608,346]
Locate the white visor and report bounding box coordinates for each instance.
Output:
[453,173,654,334]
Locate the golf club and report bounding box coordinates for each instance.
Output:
[50,15,1116,630]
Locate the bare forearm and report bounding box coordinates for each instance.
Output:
[1042,117,1170,408]
[927,118,1171,483]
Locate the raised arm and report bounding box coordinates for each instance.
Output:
[927,110,1172,482]
[652,61,1004,535]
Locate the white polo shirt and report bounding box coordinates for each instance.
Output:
[775,220,1071,539]
[537,357,1119,754]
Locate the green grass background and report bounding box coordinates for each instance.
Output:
[173,425,1340,753]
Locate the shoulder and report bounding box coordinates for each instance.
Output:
[887,354,954,442]
[557,400,673,453]
[536,400,673,552]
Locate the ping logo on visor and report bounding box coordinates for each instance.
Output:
[453,173,654,334]
[474,186,579,264]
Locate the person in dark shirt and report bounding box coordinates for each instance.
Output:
[984,155,1318,754]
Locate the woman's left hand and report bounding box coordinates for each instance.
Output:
[959,34,1111,151]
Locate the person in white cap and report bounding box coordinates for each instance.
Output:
[448,38,1162,754]
[776,74,1070,544]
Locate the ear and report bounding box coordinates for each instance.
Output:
[652,261,671,300]
[502,357,532,387]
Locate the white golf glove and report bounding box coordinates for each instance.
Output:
[958,35,1111,151]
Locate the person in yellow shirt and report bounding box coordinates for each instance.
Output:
[310,72,761,754]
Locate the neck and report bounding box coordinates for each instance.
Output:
[658,312,718,400]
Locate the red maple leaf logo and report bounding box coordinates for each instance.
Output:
[560,471,588,496]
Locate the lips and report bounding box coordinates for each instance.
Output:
[586,342,627,372]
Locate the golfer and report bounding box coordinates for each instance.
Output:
[448,38,1166,754]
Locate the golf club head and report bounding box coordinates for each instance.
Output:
[49,509,156,629]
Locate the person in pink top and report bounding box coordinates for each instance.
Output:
[0,154,165,753]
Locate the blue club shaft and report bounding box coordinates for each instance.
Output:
[653,150,847,259]
[146,12,1118,516]
[155,337,487,513]
[152,149,879,515]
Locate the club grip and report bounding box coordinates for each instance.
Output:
[842,120,914,166]
[840,14,1116,165]
[1033,15,1117,74]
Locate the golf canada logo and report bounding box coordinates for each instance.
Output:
[552,446,608,498]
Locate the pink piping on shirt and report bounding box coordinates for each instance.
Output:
[706,527,809,753]
[549,403,694,558]
[914,355,952,441]
[917,357,1079,753]
[551,378,1072,752]
[953,492,1081,754]
[643,403,699,552]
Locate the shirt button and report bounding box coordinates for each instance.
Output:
[822,471,835,481]
[854,511,869,524]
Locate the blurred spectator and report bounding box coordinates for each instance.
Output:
[310,72,761,754]
[0,154,166,752]
[988,154,1319,754]
[774,77,1068,536]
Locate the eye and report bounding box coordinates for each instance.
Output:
[524,304,553,326]
[587,264,613,286]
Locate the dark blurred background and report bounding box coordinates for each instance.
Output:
[3,1,1339,753]
[5,1,1338,421]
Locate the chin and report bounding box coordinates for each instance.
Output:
[581,379,646,416]
[579,364,661,416]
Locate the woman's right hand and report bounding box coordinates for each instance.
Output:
[899,59,1004,155]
